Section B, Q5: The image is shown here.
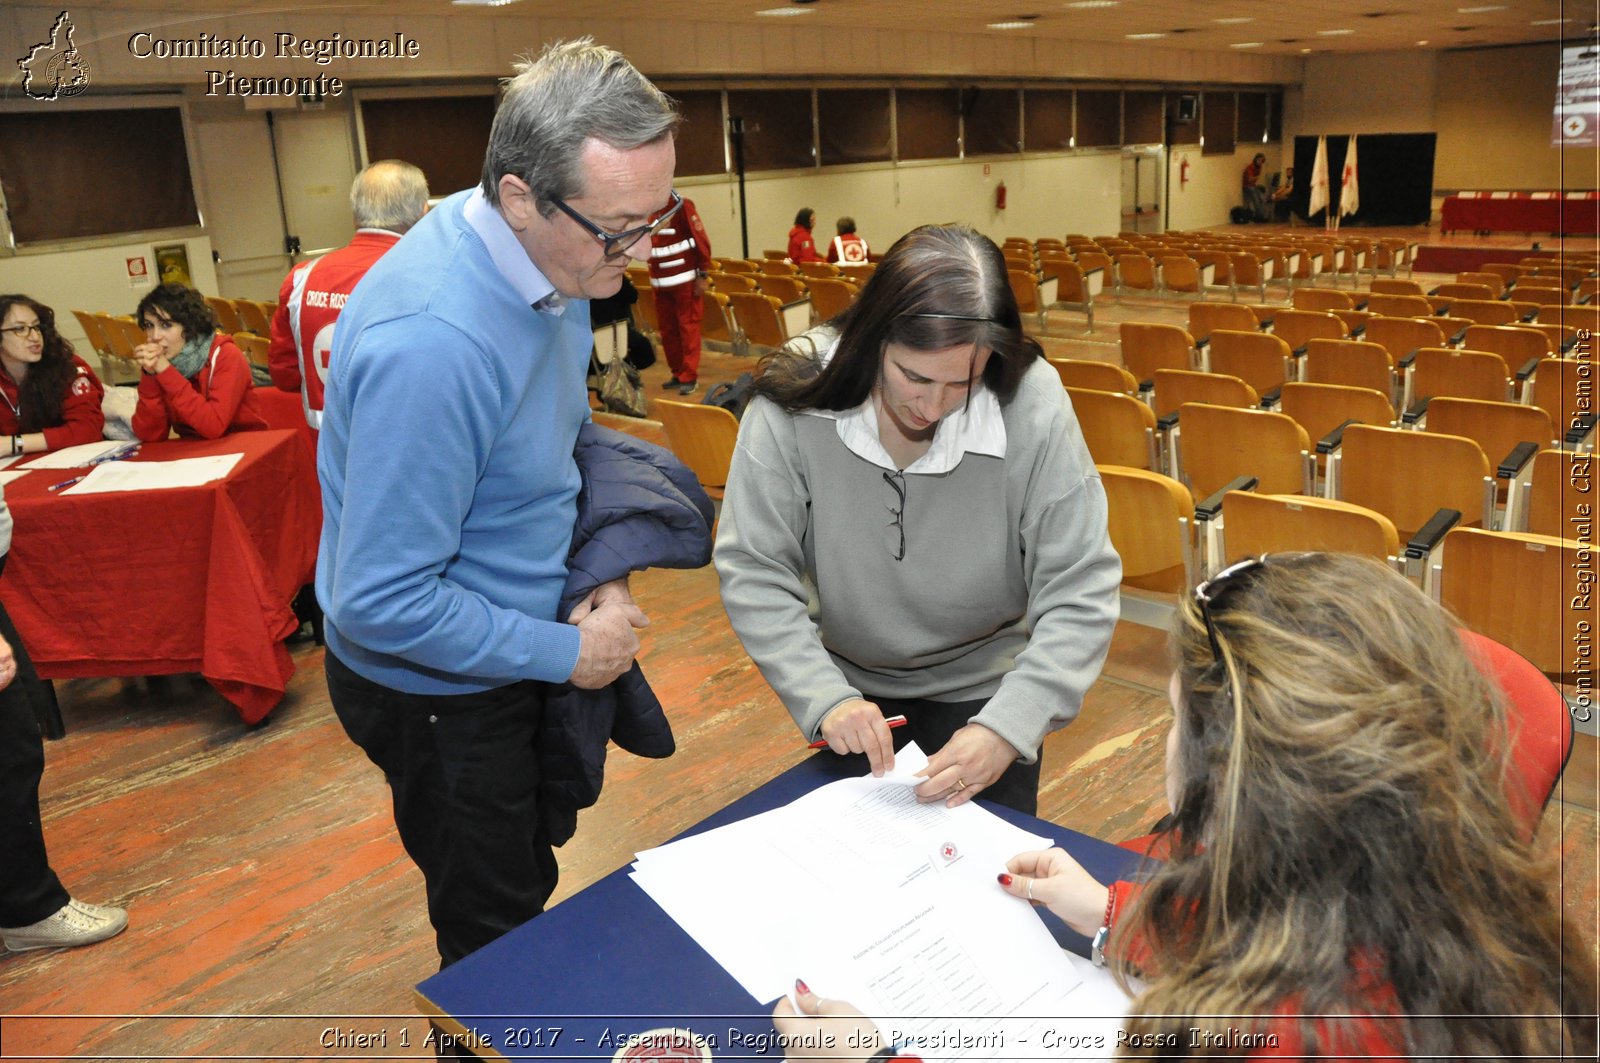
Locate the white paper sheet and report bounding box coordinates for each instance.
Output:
[22,440,139,469]
[62,454,243,494]
[0,470,30,487]
[630,745,1130,1056]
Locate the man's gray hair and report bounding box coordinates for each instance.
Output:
[480,38,679,213]
[351,160,430,232]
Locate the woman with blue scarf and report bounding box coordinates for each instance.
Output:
[132,284,266,442]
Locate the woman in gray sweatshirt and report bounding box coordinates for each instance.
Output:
[713,225,1121,815]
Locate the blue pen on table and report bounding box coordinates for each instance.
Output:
[47,475,86,493]
[88,443,140,465]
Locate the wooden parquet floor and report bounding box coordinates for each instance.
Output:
[2,222,1595,1060]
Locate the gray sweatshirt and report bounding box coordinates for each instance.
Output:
[713,356,1121,762]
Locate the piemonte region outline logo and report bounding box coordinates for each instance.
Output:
[18,10,92,100]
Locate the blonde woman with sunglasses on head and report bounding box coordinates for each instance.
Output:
[776,552,1597,1060]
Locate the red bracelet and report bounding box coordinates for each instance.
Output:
[1103,884,1118,928]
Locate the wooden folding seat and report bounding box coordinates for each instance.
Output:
[1364,316,1446,366]
[1462,325,1551,378]
[1433,282,1497,303]
[806,278,859,322]
[1115,253,1158,294]
[1050,359,1137,395]
[1407,347,1513,406]
[1447,298,1519,327]
[1065,388,1158,469]
[759,258,799,276]
[1042,259,1095,332]
[1207,330,1293,397]
[1423,397,1556,473]
[700,290,736,351]
[718,258,758,274]
[1188,302,1260,348]
[755,274,807,303]
[1456,271,1507,297]
[1271,308,1348,354]
[1537,304,1600,336]
[1151,368,1258,420]
[631,280,660,335]
[204,296,243,335]
[1074,250,1113,286]
[762,249,789,260]
[1176,402,1312,500]
[838,264,876,286]
[1008,269,1049,334]
[1436,528,1586,677]
[70,310,117,380]
[233,299,273,336]
[1291,287,1354,313]
[1292,240,1338,286]
[1003,252,1036,273]
[1157,255,1202,296]
[1517,449,1585,536]
[1522,264,1585,290]
[1301,339,1397,401]
[1479,263,1523,290]
[101,314,146,361]
[1034,238,1067,253]
[1370,278,1424,296]
[1529,323,1578,355]
[1279,382,1395,444]
[796,262,840,280]
[1120,322,1195,385]
[1098,465,1196,593]
[1187,248,1234,299]
[1365,293,1435,318]
[1430,315,1475,346]
[1372,238,1415,277]
[1516,287,1574,310]
[1220,492,1399,562]
[1003,237,1034,252]
[234,332,270,369]
[654,399,739,501]
[1336,424,1494,539]
[726,291,789,351]
[707,272,756,293]
[1523,358,1596,447]
[1579,277,1599,303]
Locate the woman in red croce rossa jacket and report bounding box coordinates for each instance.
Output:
[0,295,104,459]
[775,553,1596,1061]
[131,283,266,442]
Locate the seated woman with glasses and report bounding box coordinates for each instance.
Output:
[0,295,106,459]
[775,552,1596,1061]
[713,224,1120,816]
[131,284,267,442]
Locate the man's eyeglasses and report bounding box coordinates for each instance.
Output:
[1193,555,1268,662]
[882,470,906,562]
[1,323,42,340]
[550,189,682,258]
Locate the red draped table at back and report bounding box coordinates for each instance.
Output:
[0,430,320,723]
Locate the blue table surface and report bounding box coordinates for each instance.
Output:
[416,752,1147,1059]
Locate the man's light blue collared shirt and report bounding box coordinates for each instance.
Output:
[462,188,566,314]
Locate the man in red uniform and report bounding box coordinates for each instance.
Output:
[826,216,869,264]
[268,160,429,428]
[646,192,711,394]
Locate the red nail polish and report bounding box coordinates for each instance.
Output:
[997,873,1013,887]
[795,978,810,995]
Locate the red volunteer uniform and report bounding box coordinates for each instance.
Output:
[647,197,712,386]
[267,229,402,429]
[787,224,823,263]
[133,334,268,442]
[0,355,105,451]
[827,233,869,264]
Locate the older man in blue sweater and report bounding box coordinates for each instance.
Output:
[316,39,681,967]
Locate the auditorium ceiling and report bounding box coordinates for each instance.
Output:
[35,0,1599,57]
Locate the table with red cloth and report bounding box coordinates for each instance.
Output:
[0,430,320,724]
[1440,192,1600,235]
[251,384,318,466]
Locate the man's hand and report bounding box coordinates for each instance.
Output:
[568,600,648,689]
[566,577,634,623]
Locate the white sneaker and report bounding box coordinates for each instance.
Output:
[2,899,128,952]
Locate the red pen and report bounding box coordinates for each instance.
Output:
[808,715,908,748]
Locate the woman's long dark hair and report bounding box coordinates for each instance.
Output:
[0,294,80,432]
[755,224,1040,412]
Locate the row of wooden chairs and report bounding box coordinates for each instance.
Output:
[712,257,876,286]
[1101,461,1582,680]
[205,296,276,338]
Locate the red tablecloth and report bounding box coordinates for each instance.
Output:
[1440,193,1600,235]
[0,431,320,723]
[251,385,318,466]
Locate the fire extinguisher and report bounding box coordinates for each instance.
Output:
[995,181,1007,210]
[1179,157,1190,186]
